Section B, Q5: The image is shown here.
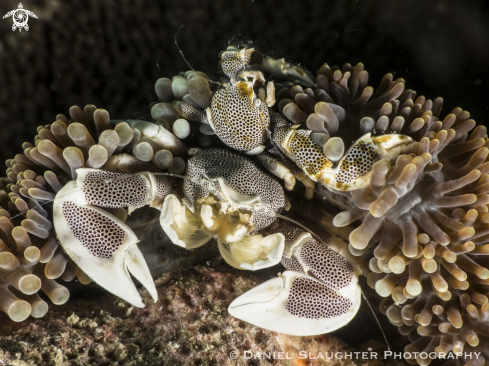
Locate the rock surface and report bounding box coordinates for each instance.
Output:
[0,265,404,366]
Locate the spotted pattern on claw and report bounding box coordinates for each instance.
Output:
[286,277,352,319]
[263,218,318,248]
[281,255,304,272]
[299,240,354,290]
[288,129,330,177]
[271,111,292,129]
[273,126,330,178]
[220,49,252,78]
[273,220,305,247]
[210,82,270,152]
[62,202,125,259]
[336,140,377,183]
[82,171,147,208]
[249,206,278,231]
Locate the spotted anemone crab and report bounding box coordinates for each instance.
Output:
[2,44,489,366]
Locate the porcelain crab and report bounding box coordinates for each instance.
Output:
[175,46,415,198]
[50,44,408,336]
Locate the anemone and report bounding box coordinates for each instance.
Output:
[268,55,489,365]
[0,105,184,320]
[170,47,489,365]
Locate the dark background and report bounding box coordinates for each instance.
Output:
[0,0,488,357]
[0,0,489,162]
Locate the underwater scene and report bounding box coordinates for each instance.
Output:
[1,1,489,365]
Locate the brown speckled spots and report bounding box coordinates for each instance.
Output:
[299,240,354,290]
[82,170,148,208]
[184,149,284,230]
[210,82,270,152]
[336,140,376,183]
[63,201,125,258]
[285,277,351,319]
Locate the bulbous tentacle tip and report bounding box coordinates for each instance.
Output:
[349,229,370,250]
[332,213,348,227]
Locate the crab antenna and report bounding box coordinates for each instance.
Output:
[174,25,220,86]
[175,25,195,72]
[361,291,391,352]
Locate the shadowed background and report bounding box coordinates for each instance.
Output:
[0,0,488,359]
[0,0,489,162]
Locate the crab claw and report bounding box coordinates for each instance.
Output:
[228,270,361,336]
[69,168,156,213]
[320,133,413,191]
[220,46,254,80]
[229,233,362,335]
[53,169,158,307]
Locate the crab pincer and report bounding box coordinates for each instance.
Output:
[228,220,362,336]
[53,168,159,307]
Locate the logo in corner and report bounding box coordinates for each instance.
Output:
[3,3,38,32]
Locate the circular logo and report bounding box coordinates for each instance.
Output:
[3,3,38,32]
[12,9,29,29]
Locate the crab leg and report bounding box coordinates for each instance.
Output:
[274,125,414,191]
